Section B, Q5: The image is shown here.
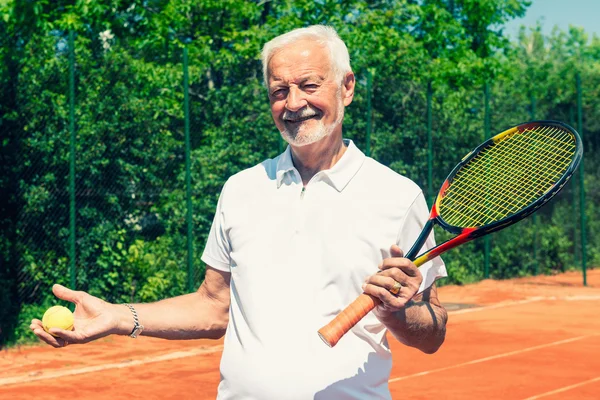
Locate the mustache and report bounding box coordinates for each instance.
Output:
[282,106,319,121]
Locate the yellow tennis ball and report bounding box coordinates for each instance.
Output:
[42,306,74,337]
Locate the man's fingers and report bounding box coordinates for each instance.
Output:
[378,245,405,269]
[31,317,77,347]
[52,284,81,304]
[365,274,403,293]
[31,326,68,348]
[364,265,423,312]
[49,328,81,344]
[390,244,404,258]
[379,258,419,277]
[362,282,408,309]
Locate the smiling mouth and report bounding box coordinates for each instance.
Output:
[285,114,317,123]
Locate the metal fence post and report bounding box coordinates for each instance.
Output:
[576,73,587,286]
[427,81,433,206]
[366,69,373,157]
[569,106,579,267]
[483,82,491,279]
[68,30,76,291]
[183,46,194,292]
[530,95,538,275]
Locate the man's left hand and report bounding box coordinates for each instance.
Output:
[362,245,423,317]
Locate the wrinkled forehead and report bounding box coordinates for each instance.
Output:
[267,39,333,82]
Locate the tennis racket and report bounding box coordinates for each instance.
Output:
[318,120,582,347]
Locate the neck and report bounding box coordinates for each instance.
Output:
[289,132,347,186]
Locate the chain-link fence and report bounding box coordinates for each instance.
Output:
[4,30,211,344]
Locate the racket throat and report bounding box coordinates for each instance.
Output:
[414,228,479,267]
[405,219,436,261]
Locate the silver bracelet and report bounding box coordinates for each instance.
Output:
[124,303,144,338]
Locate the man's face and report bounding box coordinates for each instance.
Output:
[267,39,349,147]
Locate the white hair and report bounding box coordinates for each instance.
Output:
[261,25,352,86]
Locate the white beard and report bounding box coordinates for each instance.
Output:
[280,99,344,147]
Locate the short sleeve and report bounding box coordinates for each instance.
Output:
[397,192,447,293]
[201,182,232,272]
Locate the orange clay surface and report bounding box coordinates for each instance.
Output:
[1,269,599,400]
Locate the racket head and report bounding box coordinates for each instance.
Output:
[432,120,582,237]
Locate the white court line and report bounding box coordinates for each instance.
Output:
[447,296,547,315]
[0,345,223,387]
[447,294,600,316]
[522,376,600,399]
[564,295,600,301]
[389,335,594,383]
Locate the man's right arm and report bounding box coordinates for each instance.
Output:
[31,266,231,346]
[114,266,231,340]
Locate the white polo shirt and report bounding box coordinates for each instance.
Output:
[202,139,446,400]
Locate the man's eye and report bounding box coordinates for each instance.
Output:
[271,89,287,98]
[304,84,319,91]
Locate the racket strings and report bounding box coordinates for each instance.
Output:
[453,127,573,212]
[447,127,573,224]
[439,125,576,227]
[443,126,573,225]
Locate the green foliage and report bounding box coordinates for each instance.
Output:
[438,238,485,285]
[85,232,187,303]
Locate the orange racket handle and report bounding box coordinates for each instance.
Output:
[317,249,441,347]
[317,293,381,347]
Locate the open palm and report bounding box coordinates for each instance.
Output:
[30,284,121,348]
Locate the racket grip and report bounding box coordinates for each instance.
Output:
[318,293,381,347]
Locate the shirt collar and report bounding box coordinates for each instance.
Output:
[276,139,366,192]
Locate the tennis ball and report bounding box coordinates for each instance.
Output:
[42,306,74,337]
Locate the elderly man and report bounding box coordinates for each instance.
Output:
[31,25,447,399]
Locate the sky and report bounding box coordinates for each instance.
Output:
[503,0,600,39]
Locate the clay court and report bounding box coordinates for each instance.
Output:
[2,269,599,399]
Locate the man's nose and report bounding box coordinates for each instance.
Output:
[285,87,307,112]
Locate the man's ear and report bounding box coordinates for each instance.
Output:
[342,72,355,106]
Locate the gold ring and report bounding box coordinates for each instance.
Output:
[389,281,402,296]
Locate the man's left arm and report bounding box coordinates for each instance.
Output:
[363,245,448,354]
[374,284,447,354]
